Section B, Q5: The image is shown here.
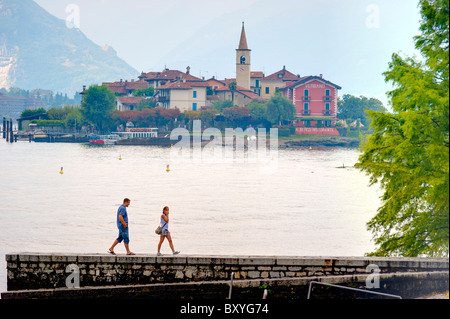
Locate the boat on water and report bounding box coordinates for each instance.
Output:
[89,134,121,145]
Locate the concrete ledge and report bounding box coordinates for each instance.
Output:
[5,253,449,292]
[2,271,448,299]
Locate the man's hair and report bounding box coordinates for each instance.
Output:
[123,198,131,203]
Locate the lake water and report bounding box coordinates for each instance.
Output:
[0,140,382,294]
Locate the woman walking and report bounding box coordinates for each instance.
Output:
[157,206,180,256]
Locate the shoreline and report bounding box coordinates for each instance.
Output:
[279,135,360,148]
[27,134,361,148]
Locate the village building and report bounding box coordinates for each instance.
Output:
[81,22,343,135]
[147,68,208,112]
[102,79,149,97]
[116,96,143,111]
[281,74,341,134]
[259,66,302,99]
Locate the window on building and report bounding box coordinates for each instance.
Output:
[304,103,309,110]
[325,103,330,110]
[275,87,280,93]
[193,91,197,98]
[304,89,309,97]
[325,89,330,96]
[256,80,260,88]
[265,87,270,94]
[193,103,197,111]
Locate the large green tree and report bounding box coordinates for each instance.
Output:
[357,0,449,257]
[81,85,117,133]
[265,94,296,125]
[337,94,386,126]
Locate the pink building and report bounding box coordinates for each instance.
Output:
[281,75,341,135]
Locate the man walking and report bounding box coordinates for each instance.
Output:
[108,198,135,255]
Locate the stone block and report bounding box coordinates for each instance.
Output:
[5,254,18,262]
[241,266,256,271]
[77,255,99,263]
[239,257,276,266]
[187,257,212,265]
[175,271,184,279]
[258,266,272,271]
[157,256,187,265]
[269,271,280,278]
[247,271,260,279]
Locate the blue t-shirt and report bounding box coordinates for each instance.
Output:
[117,205,128,229]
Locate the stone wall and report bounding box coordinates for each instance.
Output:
[5,253,449,292]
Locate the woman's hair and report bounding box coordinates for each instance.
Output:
[163,206,169,212]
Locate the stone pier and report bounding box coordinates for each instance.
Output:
[2,253,448,299]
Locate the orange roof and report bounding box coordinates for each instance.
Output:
[125,81,149,90]
[263,67,300,81]
[251,71,264,78]
[156,80,193,90]
[117,96,143,104]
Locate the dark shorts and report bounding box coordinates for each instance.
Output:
[117,227,130,244]
[161,229,170,236]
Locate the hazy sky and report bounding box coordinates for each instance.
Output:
[34,0,422,106]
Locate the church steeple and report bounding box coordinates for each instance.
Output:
[238,22,249,50]
[236,22,251,90]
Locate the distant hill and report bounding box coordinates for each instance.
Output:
[0,0,138,95]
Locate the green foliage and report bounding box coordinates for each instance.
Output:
[31,119,65,127]
[278,128,290,137]
[212,100,234,112]
[133,86,155,97]
[337,94,386,126]
[136,98,157,110]
[247,101,267,122]
[223,106,250,126]
[64,108,85,130]
[80,85,117,133]
[357,0,449,257]
[265,95,296,125]
[20,108,47,118]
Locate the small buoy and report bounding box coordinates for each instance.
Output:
[119,155,122,160]
[170,144,173,148]
[59,167,64,174]
[166,164,170,172]
[309,146,312,150]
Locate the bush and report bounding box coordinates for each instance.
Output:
[278,128,290,137]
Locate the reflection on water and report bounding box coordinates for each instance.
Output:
[0,142,381,293]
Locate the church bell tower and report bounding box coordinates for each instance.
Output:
[236,22,251,90]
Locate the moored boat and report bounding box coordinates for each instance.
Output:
[89,134,121,145]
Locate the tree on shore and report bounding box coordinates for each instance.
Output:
[80,85,117,133]
[357,0,449,257]
[337,94,386,126]
[265,94,296,126]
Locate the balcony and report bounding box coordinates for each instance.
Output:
[302,96,311,101]
[323,110,332,116]
[302,109,311,116]
[158,96,169,102]
[323,96,332,102]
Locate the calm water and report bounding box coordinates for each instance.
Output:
[0,140,382,293]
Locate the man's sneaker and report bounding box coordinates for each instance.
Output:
[173,251,180,255]
[157,252,163,256]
